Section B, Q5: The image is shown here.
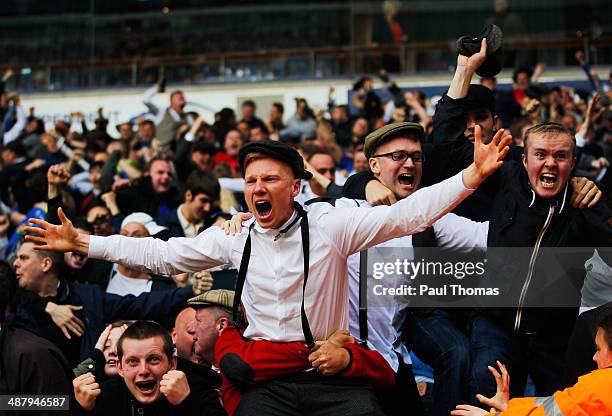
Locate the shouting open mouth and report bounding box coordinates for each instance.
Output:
[397,173,415,186]
[539,173,558,189]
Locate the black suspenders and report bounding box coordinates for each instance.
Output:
[232,203,315,348]
[359,249,369,347]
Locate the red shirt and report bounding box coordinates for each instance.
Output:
[213,152,240,171]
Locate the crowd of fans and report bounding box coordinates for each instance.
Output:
[0,39,611,416]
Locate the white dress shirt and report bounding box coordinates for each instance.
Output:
[89,172,473,342]
[336,197,488,371]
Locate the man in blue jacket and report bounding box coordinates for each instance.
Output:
[13,240,203,367]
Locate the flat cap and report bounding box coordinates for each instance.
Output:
[364,122,424,158]
[188,289,235,313]
[456,24,504,77]
[238,140,312,179]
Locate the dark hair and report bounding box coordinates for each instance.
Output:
[597,313,612,350]
[140,119,155,129]
[523,122,576,156]
[512,66,533,83]
[0,261,16,322]
[192,141,217,157]
[272,102,284,114]
[72,217,94,234]
[184,170,220,199]
[144,155,173,173]
[301,144,332,162]
[117,321,174,362]
[19,238,65,276]
[242,100,256,109]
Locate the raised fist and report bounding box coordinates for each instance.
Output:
[160,370,190,405]
[73,372,101,411]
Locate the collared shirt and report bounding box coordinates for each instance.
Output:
[336,198,488,371]
[89,172,473,342]
[177,204,203,239]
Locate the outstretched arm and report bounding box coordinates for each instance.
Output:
[321,125,511,256]
[25,207,230,276]
[24,207,90,254]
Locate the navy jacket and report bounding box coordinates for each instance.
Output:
[16,280,193,367]
[156,208,186,238]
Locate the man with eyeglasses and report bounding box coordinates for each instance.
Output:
[332,122,489,416]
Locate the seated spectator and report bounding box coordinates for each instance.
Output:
[73,321,208,415]
[158,170,221,238]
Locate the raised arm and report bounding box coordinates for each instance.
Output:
[320,125,510,256]
[143,84,161,116]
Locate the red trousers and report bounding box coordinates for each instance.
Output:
[215,326,395,415]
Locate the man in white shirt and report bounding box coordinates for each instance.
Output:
[25,133,510,415]
[331,122,488,416]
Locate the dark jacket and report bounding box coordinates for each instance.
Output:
[156,207,218,239]
[433,92,612,337]
[177,357,226,416]
[0,325,72,416]
[482,161,612,337]
[79,376,205,416]
[156,208,186,238]
[432,92,525,221]
[78,351,226,416]
[16,280,193,367]
[116,176,182,218]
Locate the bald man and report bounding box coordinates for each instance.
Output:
[172,307,200,364]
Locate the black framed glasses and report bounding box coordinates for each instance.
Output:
[372,150,424,163]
